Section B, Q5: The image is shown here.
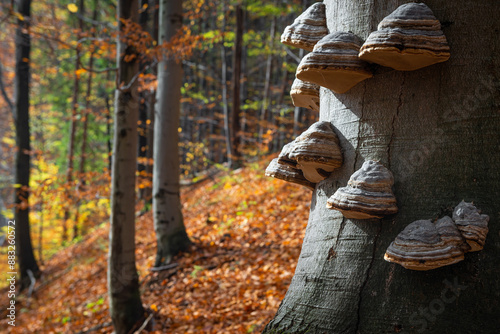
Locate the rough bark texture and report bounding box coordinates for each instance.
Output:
[14,0,40,290]
[264,1,500,333]
[153,0,190,267]
[108,0,144,332]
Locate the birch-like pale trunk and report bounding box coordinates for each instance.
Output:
[264,1,500,333]
[153,0,190,267]
[108,0,144,332]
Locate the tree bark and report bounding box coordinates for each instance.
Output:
[153,0,191,267]
[63,0,84,242]
[137,0,152,205]
[108,0,145,332]
[258,14,277,144]
[264,1,500,333]
[78,0,97,180]
[14,0,40,291]
[230,4,243,168]
[220,1,233,167]
[75,0,98,239]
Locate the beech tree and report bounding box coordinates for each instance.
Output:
[108,0,144,332]
[264,1,500,333]
[14,0,40,290]
[153,0,191,267]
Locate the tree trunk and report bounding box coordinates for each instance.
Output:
[138,0,151,205]
[108,0,145,332]
[153,0,191,267]
[220,1,233,167]
[64,0,84,242]
[258,14,277,144]
[264,1,500,333]
[14,0,40,291]
[230,4,243,169]
[75,0,98,240]
[78,0,97,180]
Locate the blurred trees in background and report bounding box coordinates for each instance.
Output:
[0,0,318,276]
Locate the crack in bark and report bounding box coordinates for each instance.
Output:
[387,73,405,168]
[354,222,382,334]
[353,83,367,170]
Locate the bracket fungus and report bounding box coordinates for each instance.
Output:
[384,217,470,271]
[277,141,298,168]
[265,158,315,190]
[296,31,373,94]
[288,121,343,183]
[290,78,320,112]
[358,2,450,71]
[452,201,489,252]
[280,2,328,51]
[326,160,397,219]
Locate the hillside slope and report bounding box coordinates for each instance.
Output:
[1,159,312,333]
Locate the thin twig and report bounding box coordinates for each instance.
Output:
[80,65,117,73]
[133,312,154,333]
[283,45,302,64]
[118,59,158,92]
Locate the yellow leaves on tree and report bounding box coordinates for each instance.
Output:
[67,3,78,13]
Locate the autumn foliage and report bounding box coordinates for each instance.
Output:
[0,159,311,333]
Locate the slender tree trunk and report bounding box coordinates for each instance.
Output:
[74,0,98,240]
[78,0,97,179]
[153,0,191,267]
[274,66,288,152]
[137,0,151,205]
[264,1,500,333]
[14,0,40,290]
[220,1,233,166]
[108,0,145,332]
[230,4,243,169]
[63,0,84,242]
[292,1,307,137]
[258,14,276,144]
[105,76,112,174]
[293,47,306,137]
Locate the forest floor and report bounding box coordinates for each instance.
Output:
[0,157,311,333]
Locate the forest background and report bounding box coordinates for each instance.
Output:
[0,0,317,265]
[0,0,318,332]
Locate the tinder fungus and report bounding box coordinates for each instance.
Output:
[280,2,328,51]
[326,160,397,219]
[297,32,373,94]
[290,78,320,112]
[288,121,343,183]
[278,141,298,167]
[359,3,450,71]
[452,201,489,252]
[265,158,315,190]
[384,217,469,271]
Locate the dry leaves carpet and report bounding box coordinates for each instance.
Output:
[0,159,311,333]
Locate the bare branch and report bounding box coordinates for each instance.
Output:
[283,45,302,64]
[80,64,117,73]
[118,59,158,92]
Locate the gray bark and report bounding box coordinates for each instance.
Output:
[108,0,144,332]
[264,1,500,333]
[153,0,190,267]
